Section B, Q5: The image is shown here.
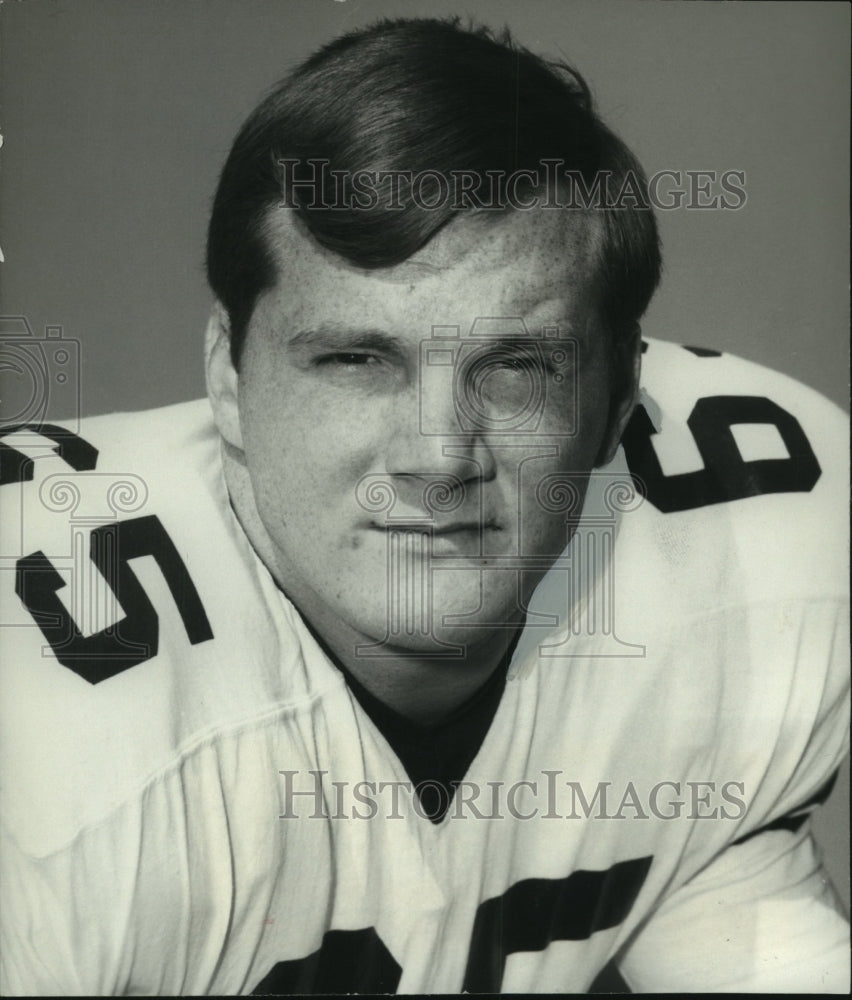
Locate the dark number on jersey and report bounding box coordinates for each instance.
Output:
[16,515,214,684]
[0,422,98,485]
[4,424,213,683]
[621,367,821,512]
[252,856,651,994]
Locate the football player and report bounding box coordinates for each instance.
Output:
[1,17,848,994]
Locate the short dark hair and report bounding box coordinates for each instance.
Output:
[206,17,661,367]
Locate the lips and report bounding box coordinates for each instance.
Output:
[433,522,498,536]
[370,519,501,534]
[366,519,505,560]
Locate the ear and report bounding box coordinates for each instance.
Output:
[595,324,642,467]
[204,302,244,451]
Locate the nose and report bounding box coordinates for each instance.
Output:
[381,362,496,511]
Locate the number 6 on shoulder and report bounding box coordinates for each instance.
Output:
[621,395,821,513]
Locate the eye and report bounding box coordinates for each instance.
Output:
[497,355,538,373]
[488,343,545,375]
[315,352,381,369]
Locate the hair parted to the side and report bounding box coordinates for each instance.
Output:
[206,17,661,366]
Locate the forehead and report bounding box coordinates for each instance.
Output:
[257,206,603,336]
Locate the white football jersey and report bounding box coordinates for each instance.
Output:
[0,339,848,994]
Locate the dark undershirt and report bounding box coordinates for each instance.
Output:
[338,629,522,823]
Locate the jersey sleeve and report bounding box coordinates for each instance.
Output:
[0,820,134,996]
[0,783,211,997]
[615,341,850,990]
[0,404,223,996]
[616,824,849,992]
[1,834,89,996]
[614,588,850,992]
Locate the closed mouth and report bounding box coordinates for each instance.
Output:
[371,519,501,535]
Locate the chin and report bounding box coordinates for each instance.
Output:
[343,572,527,660]
[350,624,514,663]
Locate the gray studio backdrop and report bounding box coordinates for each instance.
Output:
[1,0,849,907]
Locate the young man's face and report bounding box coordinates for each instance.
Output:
[208,206,638,658]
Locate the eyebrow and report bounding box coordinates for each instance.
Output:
[377,259,451,280]
[286,324,406,355]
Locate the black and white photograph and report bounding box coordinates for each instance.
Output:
[1,1,849,993]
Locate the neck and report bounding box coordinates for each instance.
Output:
[297,598,522,724]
